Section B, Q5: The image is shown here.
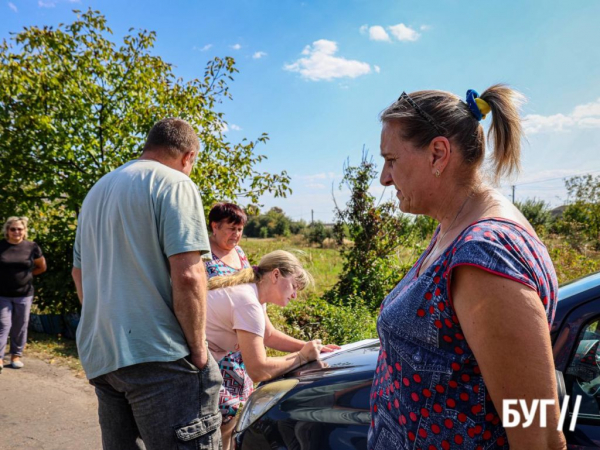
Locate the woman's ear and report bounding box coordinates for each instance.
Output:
[271,268,281,283]
[429,136,451,176]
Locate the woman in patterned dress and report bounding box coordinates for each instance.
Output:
[205,203,251,279]
[369,87,566,450]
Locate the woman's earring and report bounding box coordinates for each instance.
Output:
[435,170,440,177]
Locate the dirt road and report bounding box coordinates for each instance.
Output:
[0,356,101,450]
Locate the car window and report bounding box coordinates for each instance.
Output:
[565,318,600,418]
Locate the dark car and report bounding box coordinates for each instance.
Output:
[234,271,600,449]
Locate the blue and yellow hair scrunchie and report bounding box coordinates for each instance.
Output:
[465,89,491,121]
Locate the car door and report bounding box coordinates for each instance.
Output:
[554,298,600,449]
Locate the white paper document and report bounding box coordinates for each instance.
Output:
[319,338,379,360]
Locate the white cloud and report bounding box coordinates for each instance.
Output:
[8,2,17,11]
[524,98,600,134]
[192,44,212,52]
[359,24,368,35]
[38,0,55,7]
[305,183,327,189]
[230,124,242,131]
[374,65,381,73]
[388,23,420,42]
[252,51,267,59]
[420,25,431,31]
[231,43,241,50]
[368,25,391,42]
[572,98,600,119]
[284,39,372,81]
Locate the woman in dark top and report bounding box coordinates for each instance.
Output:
[369,86,566,449]
[0,216,46,372]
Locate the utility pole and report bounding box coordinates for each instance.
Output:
[311,209,314,224]
[512,185,515,204]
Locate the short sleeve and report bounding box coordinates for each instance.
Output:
[447,224,538,293]
[232,300,266,337]
[32,242,43,259]
[158,180,211,259]
[73,218,82,268]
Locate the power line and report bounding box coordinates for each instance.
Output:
[512,168,600,187]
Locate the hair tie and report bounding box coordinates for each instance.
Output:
[252,265,259,274]
[465,89,491,121]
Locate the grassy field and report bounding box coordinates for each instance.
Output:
[23,233,600,370]
[240,236,344,297]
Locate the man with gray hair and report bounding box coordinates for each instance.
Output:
[72,118,222,449]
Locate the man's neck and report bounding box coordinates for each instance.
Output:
[139,152,180,172]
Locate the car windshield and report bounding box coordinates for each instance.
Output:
[558,271,600,301]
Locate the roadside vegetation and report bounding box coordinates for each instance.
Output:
[5,11,600,367]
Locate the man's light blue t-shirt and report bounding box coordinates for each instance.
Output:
[74,159,210,379]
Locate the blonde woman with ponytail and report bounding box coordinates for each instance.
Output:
[370,86,566,450]
[205,250,339,450]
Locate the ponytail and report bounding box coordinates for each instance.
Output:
[208,268,258,290]
[480,84,525,182]
[207,250,313,291]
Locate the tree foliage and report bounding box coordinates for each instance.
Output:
[515,198,553,234]
[325,151,412,310]
[556,175,600,249]
[0,9,291,312]
[244,207,307,238]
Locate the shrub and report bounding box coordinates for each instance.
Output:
[268,295,377,345]
[515,198,553,234]
[326,152,412,310]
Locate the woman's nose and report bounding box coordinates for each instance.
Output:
[380,167,393,186]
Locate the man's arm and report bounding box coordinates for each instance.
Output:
[169,251,209,370]
[71,267,83,304]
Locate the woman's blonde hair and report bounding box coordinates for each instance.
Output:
[208,250,313,291]
[380,84,525,184]
[3,216,29,240]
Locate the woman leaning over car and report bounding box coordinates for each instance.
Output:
[369,86,566,450]
[207,250,338,450]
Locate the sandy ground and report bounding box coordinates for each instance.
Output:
[0,355,101,450]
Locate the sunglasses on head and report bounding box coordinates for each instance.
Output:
[398,92,445,136]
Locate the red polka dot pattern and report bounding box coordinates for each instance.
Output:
[369,219,557,449]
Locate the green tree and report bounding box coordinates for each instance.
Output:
[244,207,296,238]
[307,221,331,247]
[515,198,553,234]
[0,9,291,313]
[325,152,412,310]
[557,175,600,249]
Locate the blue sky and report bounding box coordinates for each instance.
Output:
[3,0,600,222]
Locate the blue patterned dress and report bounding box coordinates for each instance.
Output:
[205,245,251,279]
[368,218,558,450]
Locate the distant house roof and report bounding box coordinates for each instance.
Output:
[551,205,567,218]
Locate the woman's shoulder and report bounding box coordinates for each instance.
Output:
[219,283,260,303]
[459,217,542,248]
[448,217,554,290]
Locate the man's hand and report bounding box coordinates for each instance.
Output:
[190,348,209,371]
